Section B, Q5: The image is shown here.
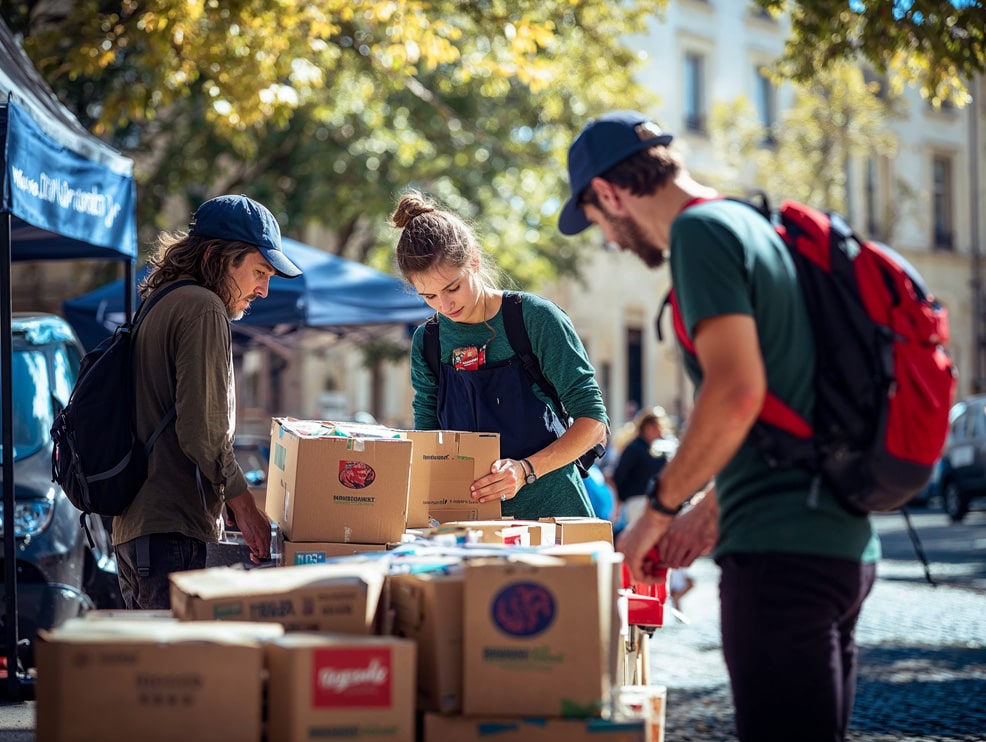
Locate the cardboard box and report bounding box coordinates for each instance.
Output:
[169,560,388,634]
[401,430,500,526]
[36,618,283,742]
[461,551,620,718]
[265,417,413,543]
[540,516,614,545]
[423,714,645,741]
[503,519,556,546]
[617,685,668,742]
[280,539,389,566]
[266,633,416,742]
[389,568,464,714]
[431,520,531,546]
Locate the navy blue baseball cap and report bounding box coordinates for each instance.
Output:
[189,194,302,278]
[558,111,674,235]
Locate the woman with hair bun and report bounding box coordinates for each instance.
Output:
[393,190,609,520]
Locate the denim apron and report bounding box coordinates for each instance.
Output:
[436,356,560,461]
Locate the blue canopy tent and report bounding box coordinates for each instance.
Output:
[63,237,433,350]
[1,21,137,698]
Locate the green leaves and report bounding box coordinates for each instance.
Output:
[12,0,664,286]
[757,0,986,107]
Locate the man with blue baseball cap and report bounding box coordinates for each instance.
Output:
[559,112,878,742]
[114,194,302,611]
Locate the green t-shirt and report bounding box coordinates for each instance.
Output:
[670,200,879,562]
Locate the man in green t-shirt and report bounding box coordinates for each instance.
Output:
[558,110,879,742]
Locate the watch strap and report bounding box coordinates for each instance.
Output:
[647,478,682,516]
[521,458,537,485]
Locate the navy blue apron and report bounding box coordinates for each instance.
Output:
[436,356,560,461]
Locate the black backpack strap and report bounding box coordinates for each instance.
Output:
[131,279,197,333]
[422,313,441,378]
[655,289,673,342]
[501,292,570,421]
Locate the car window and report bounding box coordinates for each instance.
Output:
[966,407,981,439]
[51,343,78,407]
[951,410,968,442]
[0,350,52,459]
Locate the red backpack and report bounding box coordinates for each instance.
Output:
[666,197,956,514]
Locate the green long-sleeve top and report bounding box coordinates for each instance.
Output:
[409,291,608,519]
[112,280,248,546]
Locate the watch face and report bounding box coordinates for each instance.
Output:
[526,473,536,485]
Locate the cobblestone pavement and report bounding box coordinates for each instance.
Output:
[651,506,986,741]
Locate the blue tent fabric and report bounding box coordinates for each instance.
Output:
[4,101,136,259]
[63,238,433,350]
[0,22,136,261]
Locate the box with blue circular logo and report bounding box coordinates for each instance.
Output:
[461,545,622,718]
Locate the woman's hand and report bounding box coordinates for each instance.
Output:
[470,458,526,504]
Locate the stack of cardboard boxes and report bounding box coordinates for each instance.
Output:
[266,418,503,563]
[34,418,665,742]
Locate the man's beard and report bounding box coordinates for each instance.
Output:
[227,296,255,321]
[610,213,666,269]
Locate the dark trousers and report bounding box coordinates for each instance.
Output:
[717,552,876,742]
[116,533,207,610]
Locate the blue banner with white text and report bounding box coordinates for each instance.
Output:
[3,99,136,258]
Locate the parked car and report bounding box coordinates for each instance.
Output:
[937,395,986,522]
[0,313,122,667]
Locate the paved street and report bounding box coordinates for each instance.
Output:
[652,506,986,741]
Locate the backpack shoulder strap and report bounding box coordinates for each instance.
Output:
[501,291,570,420]
[131,279,197,334]
[422,313,442,378]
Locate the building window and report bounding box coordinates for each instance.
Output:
[864,157,880,240]
[684,52,706,133]
[932,155,954,250]
[754,66,776,145]
[626,327,643,417]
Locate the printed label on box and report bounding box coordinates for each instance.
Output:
[492,582,556,637]
[313,647,392,708]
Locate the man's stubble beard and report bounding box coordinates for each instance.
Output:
[610,213,666,269]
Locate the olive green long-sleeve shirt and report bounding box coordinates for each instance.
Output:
[112,280,248,546]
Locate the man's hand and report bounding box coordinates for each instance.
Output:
[657,489,718,568]
[616,507,673,584]
[225,493,272,564]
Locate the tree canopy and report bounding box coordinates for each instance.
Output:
[754,0,986,106]
[6,0,666,285]
[4,0,983,287]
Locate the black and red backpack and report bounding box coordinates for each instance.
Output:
[664,196,956,515]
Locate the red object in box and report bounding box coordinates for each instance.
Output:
[621,547,666,629]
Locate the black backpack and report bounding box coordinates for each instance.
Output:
[51,280,194,539]
[423,291,607,478]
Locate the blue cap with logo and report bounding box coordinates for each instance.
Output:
[189,194,302,278]
[558,110,674,236]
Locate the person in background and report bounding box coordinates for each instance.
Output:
[611,405,694,613]
[612,405,674,529]
[558,110,879,742]
[393,190,608,520]
[113,194,303,609]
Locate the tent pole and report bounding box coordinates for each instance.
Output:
[1,212,25,699]
[126,258,135,322]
